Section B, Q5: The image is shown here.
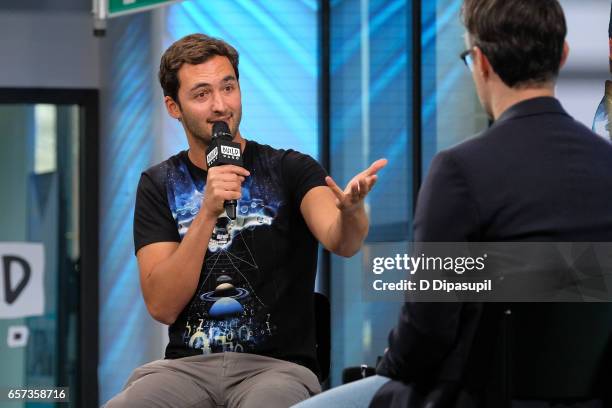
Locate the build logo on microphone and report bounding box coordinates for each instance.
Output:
[206,146,219,165]
[221,145,240,160]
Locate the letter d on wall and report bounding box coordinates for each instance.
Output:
[0,243,44,319]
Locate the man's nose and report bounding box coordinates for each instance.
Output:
[211,91,227,113]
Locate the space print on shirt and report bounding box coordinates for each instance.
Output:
[166,159,283,354]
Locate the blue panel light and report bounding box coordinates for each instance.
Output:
[99,14,155,405]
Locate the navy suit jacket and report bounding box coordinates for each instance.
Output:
[373,97,612,407]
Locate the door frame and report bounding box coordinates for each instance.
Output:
[0,87,99,407]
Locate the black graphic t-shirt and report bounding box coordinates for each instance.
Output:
[133,140,327,376]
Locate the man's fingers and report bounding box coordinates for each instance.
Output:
[328,169,381,209]
[366,175,378,190]
[215,173,245,183]
[229,165,251,177]
[212,165,251,177]
[208,186,241,201]
[213,181,242,193]
[364,158,388,176]
[349,181,360,200]
[357,178,367,198]
[326,176,345,200]
[220,191,242,201]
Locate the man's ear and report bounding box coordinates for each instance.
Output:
[473,46,491,79]
[559,41,570,69]
[164,95,182,121]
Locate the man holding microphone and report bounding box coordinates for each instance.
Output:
[105,33,386,408]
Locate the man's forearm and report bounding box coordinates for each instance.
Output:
[327,206,369,257]
[142,210,217,324]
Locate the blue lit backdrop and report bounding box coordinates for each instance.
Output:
[329,0,412,387]
[328,0,481,388]
[422,0,478,172]
[99,13,155,405]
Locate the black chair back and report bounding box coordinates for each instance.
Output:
[314,292,331,383]
[509,304,612,399]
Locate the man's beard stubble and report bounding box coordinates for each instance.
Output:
[181,113,212,146]
[180,109,241,147]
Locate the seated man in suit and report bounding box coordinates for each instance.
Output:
[295,0,612,407]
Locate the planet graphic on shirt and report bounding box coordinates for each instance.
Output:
[215,282,238,297]
[217,274,233,284]
[202,276,248,319]
[209,296,244,319]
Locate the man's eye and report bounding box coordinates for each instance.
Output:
[224,85,233,92]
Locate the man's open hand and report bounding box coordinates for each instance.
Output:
[325,158,388,214]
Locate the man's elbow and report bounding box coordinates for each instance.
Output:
[330,241,363,258]
[147,303,177,325]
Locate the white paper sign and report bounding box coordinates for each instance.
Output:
[0,243,45,319]
[7,325,29,348]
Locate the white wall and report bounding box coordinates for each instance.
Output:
[557,0,611,128]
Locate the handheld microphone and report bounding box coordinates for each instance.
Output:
[205,121,243,219]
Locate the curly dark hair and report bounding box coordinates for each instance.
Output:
[462,0,566,88]
[159,33,239,104]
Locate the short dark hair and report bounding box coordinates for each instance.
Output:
[461,0,567,88]
[158,33,240,103]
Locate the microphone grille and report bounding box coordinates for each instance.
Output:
[212,121,232,140]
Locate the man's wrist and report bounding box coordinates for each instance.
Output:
[198,205,220,223]
[340,202,366,218]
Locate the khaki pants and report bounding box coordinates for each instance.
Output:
[103,352,321,408]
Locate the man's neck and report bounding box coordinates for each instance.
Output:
[491,85,555,120]
[187,132,246,171]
